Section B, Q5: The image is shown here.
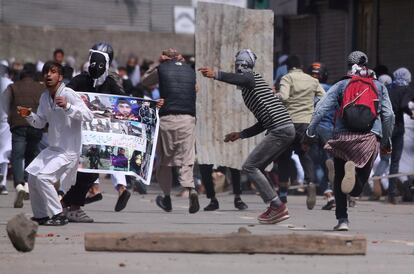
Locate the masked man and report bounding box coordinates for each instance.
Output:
[199,49,295,224]
[62,42,131,222]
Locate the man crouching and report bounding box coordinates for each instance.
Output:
[17,61,93,226]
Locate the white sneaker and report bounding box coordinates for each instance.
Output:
[14,184,26,208]
[23,183,30,200]
[333,220,349,231]
[66,209,94,223]
[341,161,356,194]
[0,185,8,195]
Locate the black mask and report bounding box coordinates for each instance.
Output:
[88,52,107,79]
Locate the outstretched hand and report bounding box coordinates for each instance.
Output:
[224,132,241,143]
[156,98,165,109]
[198,67,215,78]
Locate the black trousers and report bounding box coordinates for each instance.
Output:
[334,156,374,220]
[278,123,315,184]
[62,172,99,207]
[199,164,241,199]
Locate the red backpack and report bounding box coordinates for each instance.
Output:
[338,76,379,132]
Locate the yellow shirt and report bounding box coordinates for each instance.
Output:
[279,69,325,124]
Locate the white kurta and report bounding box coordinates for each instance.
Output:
[0,77,13,164]
[25,83,93,190]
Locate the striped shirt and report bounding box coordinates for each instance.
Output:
[241,72,292,131]
[216,71,292,138]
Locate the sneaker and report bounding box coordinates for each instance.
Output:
[23,183,30,200]
[0,185,8,195]
[387,195,398,205]
[43,213,69,226]
[114,189,131,212]
[325,159,335,185]
[257,204,290,224]
[306,183,316,210]
[341,161,356,194]
[156,195,172,212]
[204,198,219,211]
[14,184,26,208]
[333,219,349,231]
[189,192,200,214]
[66,209,94,223]
[321,199,336,210]
[84,193,103,204]
[234,197,248,210]
[31,216,50,225]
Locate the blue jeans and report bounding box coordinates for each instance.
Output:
[11,126,43,187]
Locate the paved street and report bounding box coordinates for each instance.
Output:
[0,179,413,274]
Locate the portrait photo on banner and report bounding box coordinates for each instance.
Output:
[78,92,159,185]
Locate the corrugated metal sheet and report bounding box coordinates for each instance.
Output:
[195,2,274,169]
[284,1,348,83]
[317,1,348,82]
[0,0,194,32]
[285,14,317,68]
[150,0,191,32]
[379,0,414,74]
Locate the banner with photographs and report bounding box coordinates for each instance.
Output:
[78,93,159,185]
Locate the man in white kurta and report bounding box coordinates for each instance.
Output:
[0,74,13,194]
[19,62,93,225]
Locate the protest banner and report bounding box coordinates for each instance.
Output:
[78,93,159,185]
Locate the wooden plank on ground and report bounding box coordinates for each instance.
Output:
[84,231,367,255]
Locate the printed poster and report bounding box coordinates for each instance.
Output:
[78,93,159,185]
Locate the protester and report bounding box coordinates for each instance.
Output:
[306,62,336,210]
[200,165,248,211]
[0,63,13,195]
[199,49,295,224]
[384,68,414,203]
[142,48,200,214]
[2,63,45,207]
[62,42,130,222]
[307,51,394,231]
[276,55,325,209]
[18,61,93,226]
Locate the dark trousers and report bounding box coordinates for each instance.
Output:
[388,127,404,197]
[62,172,99,207]
[11,126,42,187]
[334,156,374,220]
[278,123,315,184]
[199,164,241,199]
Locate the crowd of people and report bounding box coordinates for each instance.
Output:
[1,43,413,231]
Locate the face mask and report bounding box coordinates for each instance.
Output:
[88,52,108,79]
[234,49,256,74]
[235,60,252,74]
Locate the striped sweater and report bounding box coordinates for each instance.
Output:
[216,71,292,138]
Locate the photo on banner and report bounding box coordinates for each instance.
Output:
[78,92,159,185]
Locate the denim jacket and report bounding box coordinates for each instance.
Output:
[308,78,395,148]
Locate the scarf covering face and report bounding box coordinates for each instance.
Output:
[88,49,110,87]
[393,67,411,86]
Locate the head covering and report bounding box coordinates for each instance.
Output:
[347,51,368,67]
[378,74,392,85]
[234,49,257,74]
[393,67,411,86]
